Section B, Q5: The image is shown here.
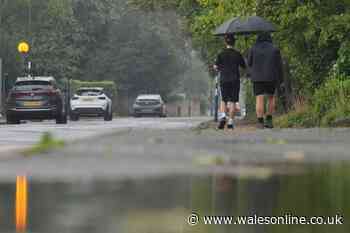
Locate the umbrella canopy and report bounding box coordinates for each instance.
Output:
[213,16,276,36]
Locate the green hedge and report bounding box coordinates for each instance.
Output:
[70,80,117,98]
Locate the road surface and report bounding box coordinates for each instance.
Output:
[0,117,207,155]
[0,117,349,233]
[0,117,349,181]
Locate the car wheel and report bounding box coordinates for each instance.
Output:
[56,112,68,124]
[70,113,79,121]
[104,109,113,121]
[159,111,167,118]
[103,104,113,121]
[106,112,113,121]
[6,116,20,124]
[109,111,114,121]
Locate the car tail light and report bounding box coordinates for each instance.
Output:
[98,97,106,100]
[32,92,53,97]
[11,92,31,98]
[12,91,58,98]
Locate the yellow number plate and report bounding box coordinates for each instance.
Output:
[23,101,42,107]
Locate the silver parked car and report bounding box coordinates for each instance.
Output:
[133,94,167,117]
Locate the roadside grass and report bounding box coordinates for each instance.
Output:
[274,111,314,128]
[274,97,315,128]
[274,77,350,128]
[23,132,65,156]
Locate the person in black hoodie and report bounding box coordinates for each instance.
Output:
[214,34,246,130]
[248,33,283,129]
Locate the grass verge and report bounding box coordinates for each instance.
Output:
[275,77,350,128]
[23,132,65,156]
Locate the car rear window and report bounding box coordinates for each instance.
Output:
[76,90,102,96]
[138,99,159,101]
[137,99,161,104]
[15,81,52,90]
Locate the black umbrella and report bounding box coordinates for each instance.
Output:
[213,16,276,36]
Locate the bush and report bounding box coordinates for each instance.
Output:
[274,109,315,128]
[312,76,350,126]
[275,76,350,128]
[274,97,315,128]
[334,41,350,76]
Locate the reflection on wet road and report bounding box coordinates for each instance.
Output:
[1,163,349,233]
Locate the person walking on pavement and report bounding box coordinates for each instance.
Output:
[248,33,283,129]
[214,34,246,130]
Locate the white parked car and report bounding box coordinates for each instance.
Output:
[70,87,113,121]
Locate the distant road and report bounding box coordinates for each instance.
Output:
[0,117,208,154]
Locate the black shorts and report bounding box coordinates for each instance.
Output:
[253,82,277,96]
[220,81,240,103]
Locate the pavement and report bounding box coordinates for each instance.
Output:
[0,117,349,181]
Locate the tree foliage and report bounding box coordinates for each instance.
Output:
[0,0,203,99]
[133,0,350,96]
[2,0,348,104]
[258,0,350,94]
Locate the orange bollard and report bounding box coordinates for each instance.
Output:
[16,176,28,233]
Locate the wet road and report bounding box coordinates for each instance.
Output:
[0,118,349,233]
[0,118,348,180]
[0,117,207,155]
[1,167,350,233]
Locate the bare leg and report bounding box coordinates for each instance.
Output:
[265,95,276,128]
[267,95,276,116]
[228,102,235,120]
[234,102,241,115]
[218,101,228,129]
[220,101,228,114]
[256,95,265,118]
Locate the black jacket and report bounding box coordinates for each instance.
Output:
[216,48,246,83]
[248,36,283,83]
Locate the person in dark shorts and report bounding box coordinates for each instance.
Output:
[214,34,246,129]
[248,33,283,128]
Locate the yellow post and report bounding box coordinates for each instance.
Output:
[16,176,28,233]
[17,42,31,76]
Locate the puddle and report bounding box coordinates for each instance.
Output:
[0,163,349,233]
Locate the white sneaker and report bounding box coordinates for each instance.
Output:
[218,112,226,120]
[227,118,234,129]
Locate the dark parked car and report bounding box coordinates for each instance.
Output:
[6,77,67,124]
[133,94,167,117]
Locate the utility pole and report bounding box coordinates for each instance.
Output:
[214,74,220,122]
[0,58,2,114]
[0,1,4,115]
